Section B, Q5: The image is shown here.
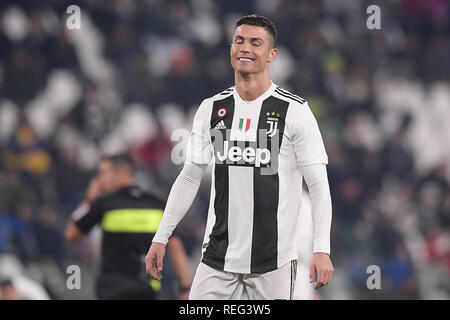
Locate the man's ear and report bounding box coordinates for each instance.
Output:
[268,48,278,62]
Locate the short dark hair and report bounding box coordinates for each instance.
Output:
[236,14,277,48]
[102,153,135,174]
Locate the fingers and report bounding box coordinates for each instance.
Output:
[310,261,326,289]
[313,266,334,289]
[324,267,334,285]
[145,253,162,280]
[314,281,325,289]
[156,250,164,274]
[145,246,164,280]
[86,177,102,201]
[309,262,316,283]
[322,260,334,286]
[310,258,334,290]
[314,267,325,289]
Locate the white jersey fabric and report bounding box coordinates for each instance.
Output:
[154,81,330,274]
[187,81,328,274]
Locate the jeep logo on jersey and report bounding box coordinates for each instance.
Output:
[216,141,271,167]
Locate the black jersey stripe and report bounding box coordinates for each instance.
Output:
[275,90,303,104]
[275,88,305,104]
[202,164,229,270]
[275,89,303,104]
[209,95,235,129]
[275,87,306,103]
[202,95,235,271]
[250,96,289,274]
[275,86,301,99]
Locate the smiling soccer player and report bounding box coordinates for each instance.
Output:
[146,14,334,300]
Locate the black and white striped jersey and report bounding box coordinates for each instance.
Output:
[185,81,328,274]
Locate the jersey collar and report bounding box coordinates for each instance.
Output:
[233,81,276,105]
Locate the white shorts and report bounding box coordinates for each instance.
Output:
[189,260,297,300]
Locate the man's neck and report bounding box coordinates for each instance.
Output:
[234,71,272,101]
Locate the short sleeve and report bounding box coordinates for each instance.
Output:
[74,199,104,234]
[185,99,214,165]
[292,101,328,167]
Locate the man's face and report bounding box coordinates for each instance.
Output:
[98,160,117,195]
[230,24,277,75]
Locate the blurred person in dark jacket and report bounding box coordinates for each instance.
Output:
[65,153,191,299]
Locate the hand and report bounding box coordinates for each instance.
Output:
[145,242,166,280]
[309,252,334,289]
[85,177,102,203]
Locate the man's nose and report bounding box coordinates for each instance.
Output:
[240,42,251,53]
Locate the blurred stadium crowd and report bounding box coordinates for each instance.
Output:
[0,0,449,299]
